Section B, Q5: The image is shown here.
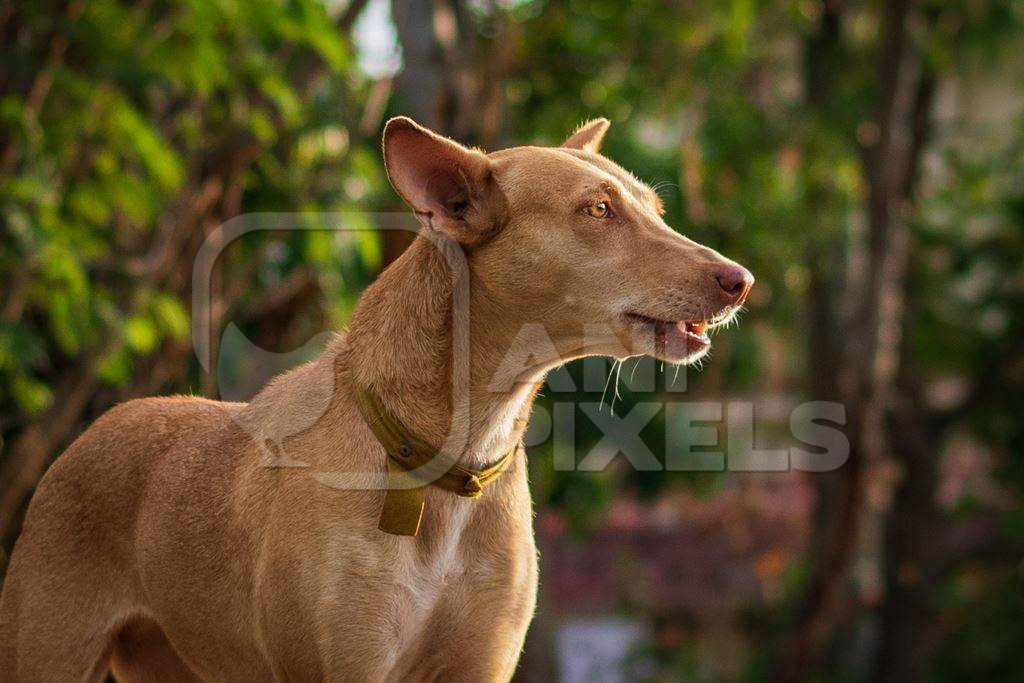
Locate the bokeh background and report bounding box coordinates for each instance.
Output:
[2,0,1023,680]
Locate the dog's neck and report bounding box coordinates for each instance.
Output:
[345,235,552,468]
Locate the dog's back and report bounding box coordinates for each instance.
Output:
[0,395,253,681]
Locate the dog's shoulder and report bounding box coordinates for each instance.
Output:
[91,394,243,443]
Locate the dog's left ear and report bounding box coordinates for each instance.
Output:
[562,118,610,153]
[383,116,506,244]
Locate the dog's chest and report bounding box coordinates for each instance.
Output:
[391,501,474,618]
[295,473,536,678]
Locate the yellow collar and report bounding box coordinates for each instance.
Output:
[352,384,517,536]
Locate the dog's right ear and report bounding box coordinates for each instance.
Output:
[562,118,610,153]
[382,117,505,244]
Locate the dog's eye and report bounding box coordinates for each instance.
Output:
[585,201,611,219]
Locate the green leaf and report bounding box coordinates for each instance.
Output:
[11,374,54,414]
[95,346,133,386]
[124,314,159,353]
[153,295,190,340]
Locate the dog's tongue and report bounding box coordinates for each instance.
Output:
[686,320,708,336]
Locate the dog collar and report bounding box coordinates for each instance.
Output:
[352,383,517,536]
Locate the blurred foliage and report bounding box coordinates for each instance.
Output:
[518,0,1023,516]
[0,0,390,414]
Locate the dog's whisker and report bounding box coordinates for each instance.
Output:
[629,357,642,383]
[610,360,624,416]
[649,179,678,200]
[599,359,618,413]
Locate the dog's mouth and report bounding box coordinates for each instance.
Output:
[621,307,739,362]
[621,312,711,363]
[624,312,710,343]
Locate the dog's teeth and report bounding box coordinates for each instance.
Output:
[685,320,708,335]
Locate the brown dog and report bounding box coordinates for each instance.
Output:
[0,117,752,681]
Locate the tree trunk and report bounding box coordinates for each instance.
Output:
[871,73,944,682]
[774,0,932,678]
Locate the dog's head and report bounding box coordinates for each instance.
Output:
[382,116,752,366]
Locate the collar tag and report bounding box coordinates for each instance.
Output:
[378,459,426,536]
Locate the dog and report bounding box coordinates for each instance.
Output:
[0,116,752,681]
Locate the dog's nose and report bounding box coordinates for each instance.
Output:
[714,265,754,304]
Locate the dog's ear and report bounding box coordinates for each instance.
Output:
[383,117,505,244]
[562,118,610,153]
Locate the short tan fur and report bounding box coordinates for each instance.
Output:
[0,117,752,682]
